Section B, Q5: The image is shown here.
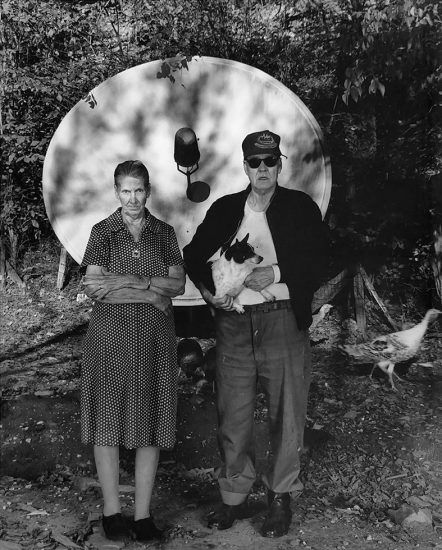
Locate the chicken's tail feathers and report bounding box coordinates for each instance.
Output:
[339,343,368,360]
[338,344,356,355]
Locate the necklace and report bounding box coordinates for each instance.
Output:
[131,228,144,259]
[123,218,146,260]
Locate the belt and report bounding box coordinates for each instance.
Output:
[242,299,292,313]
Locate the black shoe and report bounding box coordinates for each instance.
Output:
[132,516,163,542]
[102,513,130,540]
[207,500,254,530]
[261,492,292,538]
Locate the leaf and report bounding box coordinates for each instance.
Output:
[161,62,171,76]
[183,467,214,481]
[83,92,97,109]
[369,78,376,94]
[18,504,39,513]
[52,533,82,549]
[28,509,49,516]
[377,81,386,96]
[350,86,360,102]
[313,423,324,430]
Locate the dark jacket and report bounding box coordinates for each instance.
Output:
[183,184,329,329]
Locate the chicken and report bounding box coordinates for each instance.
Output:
[193,346,217,394]
[177,338,204,378]
[341,308,441,391]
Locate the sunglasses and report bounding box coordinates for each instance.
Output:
[246,156,279,168]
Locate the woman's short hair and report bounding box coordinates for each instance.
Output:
[114,160,150,190]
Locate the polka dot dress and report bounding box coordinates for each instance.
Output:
[81,208,184,450]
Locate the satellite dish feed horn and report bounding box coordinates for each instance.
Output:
[174,127,210,203]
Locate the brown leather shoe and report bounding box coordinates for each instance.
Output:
[261,492,292,537]
[207,500,254,530]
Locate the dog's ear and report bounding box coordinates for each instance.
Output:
[224,248,233,261]
[241,233,249,244]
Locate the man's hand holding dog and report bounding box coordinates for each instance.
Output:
[244,266,274,291]
[200,284,236,311]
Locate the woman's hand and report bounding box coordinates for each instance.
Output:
[151,293,173,317]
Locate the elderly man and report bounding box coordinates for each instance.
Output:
[183,130,329,537]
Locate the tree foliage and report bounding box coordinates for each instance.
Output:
[1,0,441,302]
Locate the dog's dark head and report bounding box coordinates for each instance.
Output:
[224,234,263,264]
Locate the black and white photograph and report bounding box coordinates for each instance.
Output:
[1,1,441,549]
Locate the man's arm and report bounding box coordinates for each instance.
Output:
[244,265,275,291]
[270,194,330,294]
[198,282,236,311]
[183,200,229,295]
[183,194,248,309]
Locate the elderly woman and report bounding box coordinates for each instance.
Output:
[81,160,185,542]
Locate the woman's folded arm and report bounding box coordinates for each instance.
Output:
[150,265,186,297]
[84,266,185,297]
[82,264,184,313]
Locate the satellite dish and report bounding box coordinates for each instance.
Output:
[43,56,331,306]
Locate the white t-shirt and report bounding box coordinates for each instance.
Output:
[235,201,290,305]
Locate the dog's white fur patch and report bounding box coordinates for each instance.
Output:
[211,252,274,314]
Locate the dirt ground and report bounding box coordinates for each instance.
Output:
[1,247,442,549]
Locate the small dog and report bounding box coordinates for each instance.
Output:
[211,233,275,313]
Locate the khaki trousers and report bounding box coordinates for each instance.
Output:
[214,302,311,505]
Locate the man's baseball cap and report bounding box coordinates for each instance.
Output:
[242,130,282,159]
